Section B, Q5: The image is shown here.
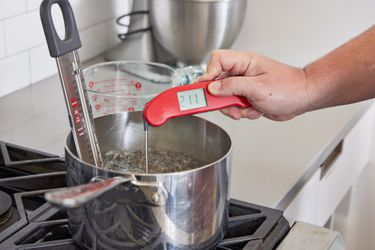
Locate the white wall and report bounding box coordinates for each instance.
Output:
[0,0,374,98]
[232,0,375,67]
[0,0,130,97]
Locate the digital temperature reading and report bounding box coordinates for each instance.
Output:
[177,88,207,111]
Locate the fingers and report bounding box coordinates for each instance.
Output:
[221,107,242,120]
[240,108,264,119]
[199,50,254,81]
[198,56,222,81]
[263,114,296,121]
[208,76,257,97]
[221,107,263,120]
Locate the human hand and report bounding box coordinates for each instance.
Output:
[199,50,312,121]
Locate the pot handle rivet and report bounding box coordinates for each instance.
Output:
[151,192,160,203]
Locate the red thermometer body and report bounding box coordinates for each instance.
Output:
[144,80,251,126]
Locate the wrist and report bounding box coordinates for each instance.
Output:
[302,64,325,113]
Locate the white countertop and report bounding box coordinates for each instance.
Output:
[199,100,372,209]
[0,73,372,210]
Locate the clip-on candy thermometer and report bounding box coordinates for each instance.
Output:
[143,80,251,126]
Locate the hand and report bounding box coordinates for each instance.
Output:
[199,50,312,121]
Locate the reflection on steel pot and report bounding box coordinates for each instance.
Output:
[52,112,232,249]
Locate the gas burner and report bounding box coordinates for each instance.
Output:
[0,141,290,249]
[0,191,11,218]
[0,191,17,232]
[0,141,65,175]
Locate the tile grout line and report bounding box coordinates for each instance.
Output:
[0,44,44,64]
[78,16,118,33]
[0,0,28,22]
[1,21,6,59]
[0,17,117,61]
[27,49,32,85]
[25,0,36,14]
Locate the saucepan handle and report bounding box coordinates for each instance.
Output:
[40,0,81,57]
[45,176,169,209]
[45,176,134,208]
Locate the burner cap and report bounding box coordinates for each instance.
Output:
[0,191,12,217]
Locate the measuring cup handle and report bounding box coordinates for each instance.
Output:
[40,0,81,57]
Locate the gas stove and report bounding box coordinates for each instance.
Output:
[0,140,290,249]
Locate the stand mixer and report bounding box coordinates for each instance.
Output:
[106,0,247,66]
[149,0,247,66]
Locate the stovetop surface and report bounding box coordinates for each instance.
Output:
[0,141,289,250]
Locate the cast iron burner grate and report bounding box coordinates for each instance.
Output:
[0,141,289,249]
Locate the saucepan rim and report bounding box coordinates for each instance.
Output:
[65,113,233,177]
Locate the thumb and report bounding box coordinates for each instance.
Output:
[207,77,254,97]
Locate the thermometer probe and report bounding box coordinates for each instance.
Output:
[143,81,251,126]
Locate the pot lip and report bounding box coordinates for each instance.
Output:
[65,115,233,177]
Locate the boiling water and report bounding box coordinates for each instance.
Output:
[103,120,207,174]
[104,149,206,174]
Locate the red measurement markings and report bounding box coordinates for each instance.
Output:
[77,127,85,136]
[127,107,135,111]
[95,104,101,110]
[74,109,81,123]
[131,99,137,105]
[135,82,142,90]
[71,98,85,136]
[71,98,78,108]
[89,81,95,88]
[92,78,135,86]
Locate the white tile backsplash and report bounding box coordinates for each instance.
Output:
[0,22,5,59]
[0,0,126,98]
[26,0,41,11]
[80,22,109,62]
[70,0,114,30]
[0,0,27,20]
[4,11,45,55]
[106,19,120,49]
[29,44,57,83]
[0,52,30,96]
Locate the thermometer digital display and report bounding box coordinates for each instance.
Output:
[177,88,207,111]
[144,80,251,126]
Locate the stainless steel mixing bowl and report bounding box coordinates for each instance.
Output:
[149,0,247,65]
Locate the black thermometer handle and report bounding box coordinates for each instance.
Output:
[40,0,81,57]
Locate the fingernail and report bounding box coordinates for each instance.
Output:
[208,81,221,95]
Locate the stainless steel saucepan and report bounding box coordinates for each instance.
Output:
[47,112,232,249]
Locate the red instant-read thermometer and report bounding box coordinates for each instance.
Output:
[143,80,251,126]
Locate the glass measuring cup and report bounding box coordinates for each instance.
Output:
[84,61,190,117]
